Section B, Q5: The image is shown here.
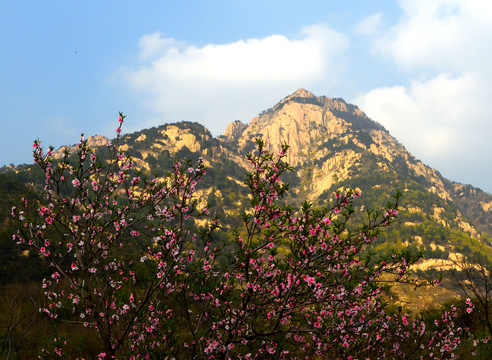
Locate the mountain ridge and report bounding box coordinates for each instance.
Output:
[3,89,492,259]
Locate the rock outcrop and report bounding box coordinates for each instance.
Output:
[222,120,247,141]
[52,135,109,159]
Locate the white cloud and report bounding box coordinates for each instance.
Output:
[122,25,348,135]
[354,0,492,190]
[375,0,492,72]
[354,73,492,190]
[353,13,383,36]
[354,73,476,154]
[138,32,178,60]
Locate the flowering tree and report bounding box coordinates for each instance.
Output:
[12,115,475,359]
[12,114,212,358]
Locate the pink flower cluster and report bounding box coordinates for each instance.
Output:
[12,121,480,359]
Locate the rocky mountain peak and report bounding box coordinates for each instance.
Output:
[238,89,359,167]
[271,88,324,113]
[52,135,109,159]
[284,88,316,100]
[87,135,109,147]
[233,90,458,208]
[222,120,247,141]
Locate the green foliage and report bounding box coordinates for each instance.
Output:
[0,173,48,284]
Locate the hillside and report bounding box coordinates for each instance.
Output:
[220,89,492,284]
[2,89,492,291]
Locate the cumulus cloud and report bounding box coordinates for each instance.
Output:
[137,32,179,60]
[353,13,383,36]
[374,0,492,72]
[353,0,492,191]
[121,25,348,135]
[354,73,490,174]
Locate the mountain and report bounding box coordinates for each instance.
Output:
[232,89,492,237]
[2,89,492,292]
[220,90,492,276]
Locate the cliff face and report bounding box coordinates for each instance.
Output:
[238,89,358,166]
[224,89,448,200]
[222,120,247,141]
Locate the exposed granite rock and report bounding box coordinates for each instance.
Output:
[222,120,247,141]
[52,135,109,159]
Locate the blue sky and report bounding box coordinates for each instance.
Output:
[1,0,491,193]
